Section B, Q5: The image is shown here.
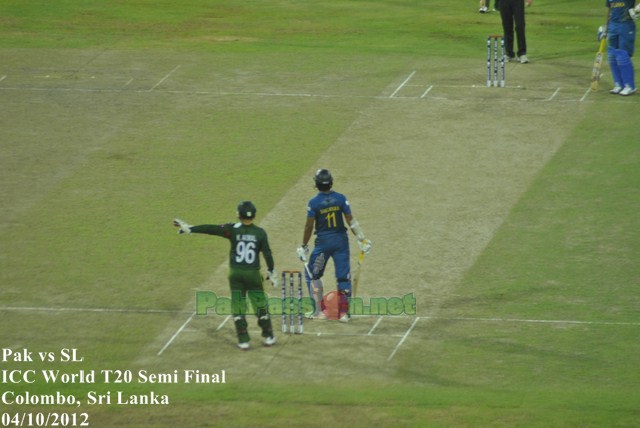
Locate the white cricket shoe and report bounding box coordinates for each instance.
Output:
[479,6,488,13]
[305,311,327,320]
[619,86,637,96]
[263,336,276,347]
[610,85,623,94]
[518,55,529,64]
[237,342,250,351]
[338,313,351,323]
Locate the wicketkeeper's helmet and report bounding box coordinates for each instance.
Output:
[314,169,333,191]
[237,200,257,219]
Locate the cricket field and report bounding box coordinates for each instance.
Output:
[1,1,638,426]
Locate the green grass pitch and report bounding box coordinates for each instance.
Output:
[1,1,639,426]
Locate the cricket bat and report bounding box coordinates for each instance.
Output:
[591,9,611,92]
[352,250,365,298]
[590,36,607,91]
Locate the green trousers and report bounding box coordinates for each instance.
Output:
[229,268,273,343]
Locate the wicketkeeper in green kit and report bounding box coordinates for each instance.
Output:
[173,201,278,350]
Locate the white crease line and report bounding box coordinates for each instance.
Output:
[3,306,638,327]
[0,85,599,103]
[545,87,561,101]
[157,312,196,356]
[580,88,592,102]
[421,85,434,98]
[149,65,181,91]
[387,317,420,361]
[216,314,231,331]
[443,316,640,326]
[367,317,384,335]
[0,75,6,83]
[0,306,191,314]
[389,71,416,98]
[308,332,404,338]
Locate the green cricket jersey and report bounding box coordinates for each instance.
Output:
[189,222,274,271]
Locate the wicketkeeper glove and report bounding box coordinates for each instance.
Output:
[296,245,309,262]
[173,218,192,234]
[358,239,372,254]
[266,270,278,288]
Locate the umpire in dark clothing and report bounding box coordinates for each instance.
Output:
[500,0,533,63]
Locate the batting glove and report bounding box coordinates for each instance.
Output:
[296,245,309,262]
[630,5,640,21]
[266,270,278,288]
[358,239,371,254]
[358,239,372,254]
[173,218,192,234]
[597,26,606,41]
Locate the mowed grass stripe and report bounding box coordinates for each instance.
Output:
[452,103,640,323]
[388,102,639,405]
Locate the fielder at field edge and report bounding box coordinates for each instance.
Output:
[173,201,278,351]
[296,169,372,322]
[606,0,638,96]
[479,0,500,14]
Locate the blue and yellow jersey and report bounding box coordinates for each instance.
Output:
[307,191,352,236]
[607,0,636,23]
